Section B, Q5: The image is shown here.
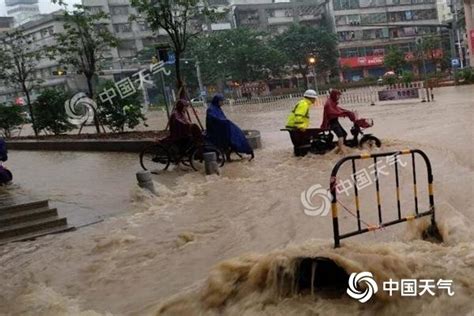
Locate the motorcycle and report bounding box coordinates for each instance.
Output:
[310,118,381,154]
[284,118,382,156]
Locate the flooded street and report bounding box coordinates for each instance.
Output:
[0,85,473,315]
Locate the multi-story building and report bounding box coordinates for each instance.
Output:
[331,0,441,81]
[5,0,40,26]
[0,16,14,32]
[465,0,473,66]
[83,0,233,75]
[233,0,329,34]
[0,11,87,103]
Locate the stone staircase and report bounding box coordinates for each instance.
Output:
[0,200,73,245]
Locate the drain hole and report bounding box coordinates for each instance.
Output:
[296,257,349,297]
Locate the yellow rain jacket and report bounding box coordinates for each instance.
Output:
[286,98,312,129]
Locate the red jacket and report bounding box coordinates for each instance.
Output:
[321,90,356,129]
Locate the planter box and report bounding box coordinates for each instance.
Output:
[7,139,155,153]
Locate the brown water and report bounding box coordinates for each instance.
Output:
[0,85,473,315]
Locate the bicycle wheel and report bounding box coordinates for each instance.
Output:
[190,145,226,172]
[139,144,171,174]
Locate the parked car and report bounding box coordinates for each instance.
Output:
[191,97,206,108]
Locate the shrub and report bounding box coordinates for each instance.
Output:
[401,70,414,85]
[33,89,75,135]
[96,80,148,132]
[0,104,24,138]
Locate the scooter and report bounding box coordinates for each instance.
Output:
[283,118,382,156]
[310,118,381,155]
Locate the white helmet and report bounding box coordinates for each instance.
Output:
[303,89,318,99]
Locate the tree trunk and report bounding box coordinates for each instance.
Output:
[174,51,185,99]
[22,83,38,137]
[86,74,101,134]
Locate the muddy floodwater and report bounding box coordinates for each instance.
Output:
[0,86,473,315]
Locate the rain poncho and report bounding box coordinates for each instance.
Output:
[0,165,12,185]
[206,95,253,155]
[286,98,312,129]
[0,138,7,162]
[0,138,11,184]
[321,90,356,129]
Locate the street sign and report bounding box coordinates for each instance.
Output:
[167,51,176,64]
[451,58,460,67]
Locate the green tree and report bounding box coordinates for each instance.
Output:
[52,5,118,133]
[33,89,75,135]
[190,28,285,86]
[0,29,43,136]
[384,46,407,74]
[96,81,147,132]
[273,24,339,88]
[130,0,222,95]
[416,36,442,73]
[0,104,24,138]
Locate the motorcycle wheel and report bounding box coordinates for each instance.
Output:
[360,135,382,150]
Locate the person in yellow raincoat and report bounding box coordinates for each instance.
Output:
[285,89,323,155]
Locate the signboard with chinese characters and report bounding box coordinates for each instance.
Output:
[340,49,444,68]
[378,88,419,101]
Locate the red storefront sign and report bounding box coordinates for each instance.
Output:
[340,56,384,68]
[340,49,444,68]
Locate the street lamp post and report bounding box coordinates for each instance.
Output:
[183,58,205,98]
[308,56,318,94]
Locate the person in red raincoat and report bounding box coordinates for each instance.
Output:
[167,100,202,153]
[321,89,356,154]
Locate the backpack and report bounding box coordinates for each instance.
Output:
[0,138,7,162]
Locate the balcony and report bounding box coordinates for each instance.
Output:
[108,0,129,5]
[299,14,320,21]
[267,16,293,24]
[211,22,232,31]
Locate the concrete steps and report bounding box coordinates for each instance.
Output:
[0,200,73,245]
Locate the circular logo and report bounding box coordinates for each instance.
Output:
[300,184,332,217]
[64,92,97,126]
[347,272,379,303]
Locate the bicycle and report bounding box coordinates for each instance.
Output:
[139,138,226,174]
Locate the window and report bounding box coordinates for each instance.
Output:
[333,0,359,11]
[338,30,362,41]
[336,16,348,25]
[111,6,128,15]
[87,6,104,14]
[359,0,386,7]
[113,23,132,33]
[361,13,387,24]
[138,21,149,31]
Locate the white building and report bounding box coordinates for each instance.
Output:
[5,0,40,26]
[0,11,87,103]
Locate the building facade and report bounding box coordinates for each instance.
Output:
[331,0,441,81]
[5,0,40,26]
[0,11,87,103]
[465,0,474,66]
[0,16,14,32]
[233,0,328,34]
[82,0,233,74]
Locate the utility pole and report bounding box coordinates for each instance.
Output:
[449,24,459,84]
[452,0,464,68]
[195,60,205,96]
[308,55,319,94]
